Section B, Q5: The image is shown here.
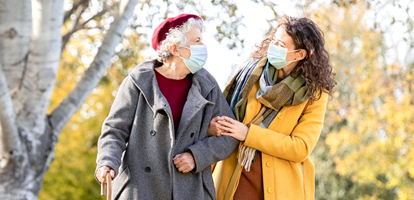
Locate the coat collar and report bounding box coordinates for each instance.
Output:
[128,59,216,121]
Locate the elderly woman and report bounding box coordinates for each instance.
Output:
[95,14,238,200]
[210,16,336,200]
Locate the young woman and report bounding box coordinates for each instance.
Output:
[209,16,336,200]
[95,14,238,200]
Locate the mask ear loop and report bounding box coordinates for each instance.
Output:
[177,46,191,60]
[287,49,302,53]
[292,49,306,61]
[287,49,303,62]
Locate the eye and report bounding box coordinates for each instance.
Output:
[273,41,284,47]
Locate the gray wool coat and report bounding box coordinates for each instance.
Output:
[95,60,239,200]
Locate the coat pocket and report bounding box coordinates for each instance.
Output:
[112,166,130,199]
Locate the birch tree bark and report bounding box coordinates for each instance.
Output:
[0,0,138,198]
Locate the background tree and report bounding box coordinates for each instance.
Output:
[0,0,140,198]
[2,0,412,199]
[0,0,246,199]
[299,0,414,199]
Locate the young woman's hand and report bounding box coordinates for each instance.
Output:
[217,116,249,141]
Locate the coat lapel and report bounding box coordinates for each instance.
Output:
[129,60,175,145]
[175,85,214,138]
[175,69,215,139]
[129,61,216,139]
[129,60,173,117]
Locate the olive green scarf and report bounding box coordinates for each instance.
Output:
[223,57,308,171]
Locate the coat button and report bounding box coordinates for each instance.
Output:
[268,187,274,193]
[266,161,271,167]
[150,130,156,136]
[190,132,194,138]
[145,167,151,173]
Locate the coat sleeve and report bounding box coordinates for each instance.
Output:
[243,92,328,163]
[185,85,239,173]
[95,76,139,179]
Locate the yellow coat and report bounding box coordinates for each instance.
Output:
[213,81,328,200]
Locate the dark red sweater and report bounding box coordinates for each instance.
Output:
[154,69,192,134]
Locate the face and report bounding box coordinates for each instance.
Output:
[177,27,204,59]
[271,25,298,62]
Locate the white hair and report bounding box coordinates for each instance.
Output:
[156,18,205,63]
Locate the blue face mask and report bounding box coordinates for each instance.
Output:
[267,43,301,69]
[179,45,208,74]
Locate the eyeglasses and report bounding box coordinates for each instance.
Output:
[270,39,286,47]
[270,39,303,52]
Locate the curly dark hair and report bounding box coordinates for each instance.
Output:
[251,16,336,103]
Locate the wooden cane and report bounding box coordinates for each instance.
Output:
[101,172,112,200]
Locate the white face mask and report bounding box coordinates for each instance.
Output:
[179,45,208,74]
[267,43,301,69]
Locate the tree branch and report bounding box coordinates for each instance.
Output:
[50,0,139,134]
[61,3,86,52]
[83,7,109,26]
[63,0,89,23]
[0,64,21,167]
[61,7,108,52]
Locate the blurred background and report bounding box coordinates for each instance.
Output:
[40,0,414,199]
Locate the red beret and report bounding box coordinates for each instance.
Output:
[152,14,202,51]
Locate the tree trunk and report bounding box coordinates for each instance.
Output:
[0,0,138,198]
[50,0,139,134]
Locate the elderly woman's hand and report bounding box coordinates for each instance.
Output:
[217,116,249,141]
[96,166,115,184]
[207,116,227,137]
[173,152,195,173]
